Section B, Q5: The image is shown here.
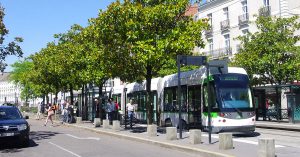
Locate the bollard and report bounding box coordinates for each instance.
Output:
[112,120,120,131]
[219,133,233,150]
[76,117,82,124]
[166,127,177,140]
[94,118,101,127]
[147,124,157,137]
[258,138,275,157]
[103,119,110,129]
[189,129,202,144]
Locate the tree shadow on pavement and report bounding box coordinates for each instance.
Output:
[30,131,61,141]
[233,131,261,138]
[0,139,38,152]
[129,126,147,133]
[0,131,61,152]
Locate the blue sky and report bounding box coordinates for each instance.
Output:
[1,0,115,72]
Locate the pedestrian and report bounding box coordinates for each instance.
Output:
[92,98,100,125]
[44,104,55,126]
[62,105,68,123]
[36,102,42,120]
[114,99,120,120]
[127,99,135,128]
[106,98,115,124]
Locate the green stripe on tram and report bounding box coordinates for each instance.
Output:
[203,112,218,118]
[202,76,214,84]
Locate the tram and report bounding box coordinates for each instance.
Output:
[112,65,255,133]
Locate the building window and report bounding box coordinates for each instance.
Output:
[208,39,213,52]
[224,34,230,49]
[263,0,269,6]
[207,13,212,27]
[223,7,229,20]
[242,1,248,14]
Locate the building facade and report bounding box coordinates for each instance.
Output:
[195,0,300,58]
[0,73,21,105]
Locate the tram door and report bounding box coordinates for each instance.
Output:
[187,85,202,128]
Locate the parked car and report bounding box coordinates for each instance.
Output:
[0,105,30,147]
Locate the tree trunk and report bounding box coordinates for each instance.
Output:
[146,65,153,125]
[46,95,49,104]
[98,84,103,120]
[84,85,88,120]
[70,85,74,105]
[81,86,84,117]
[275,86,281,120]
[55,92,58,105]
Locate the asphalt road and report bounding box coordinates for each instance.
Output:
[0,119,202,157]
[1,118,300,157]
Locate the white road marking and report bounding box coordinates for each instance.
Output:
[201,134,285,148]
[48,142,81,157]
[65,134,100,140]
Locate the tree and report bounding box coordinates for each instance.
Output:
[31,43,61,104]
[0,5,23,71]
[10,59,44,105]
[93,0,208,124]
[232,15,300,85]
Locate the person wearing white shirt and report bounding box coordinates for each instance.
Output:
[127,99,135,128]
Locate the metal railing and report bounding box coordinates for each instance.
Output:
[204,47,232,58]
[238,13,249,26]
[220,19,230,31]
[259,6,271,17]
[204,25,213,36]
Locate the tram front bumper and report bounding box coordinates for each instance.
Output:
[204,125,256,133]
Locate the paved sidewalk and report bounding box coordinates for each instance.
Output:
[25,113,300,157]
[61,121,263,157]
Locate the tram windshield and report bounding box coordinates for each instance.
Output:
[213,74,253,109]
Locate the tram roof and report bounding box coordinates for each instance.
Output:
[162,67,248,87]
[125,77,162,93]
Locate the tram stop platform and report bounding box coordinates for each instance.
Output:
[256,120,300,131]
[59,119,300,157]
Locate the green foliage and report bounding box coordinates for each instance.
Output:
[231,15,300,85]
[20,106,37,113]
[92,0,207,124]
[29,1,207,124]
[93,0,207,81]
[10,59,43,100]
[0,5,23,72]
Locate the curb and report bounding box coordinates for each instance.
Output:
[256,123,300,132]
[63,123,234,157]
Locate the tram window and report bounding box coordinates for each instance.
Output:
[164,88,174,112]
[203,83,218,109]
[163,86,187,112]
[188,86,201,112]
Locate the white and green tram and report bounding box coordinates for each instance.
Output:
[160,66,255,133]
[112,66,255,133]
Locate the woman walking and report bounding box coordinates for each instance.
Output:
[44,104,55,126]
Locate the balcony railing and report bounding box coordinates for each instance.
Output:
[205,47,232,58]
[204,26,213,37]
[259,6,271,17]
[220,19,230,31]
[238,13,249,26]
